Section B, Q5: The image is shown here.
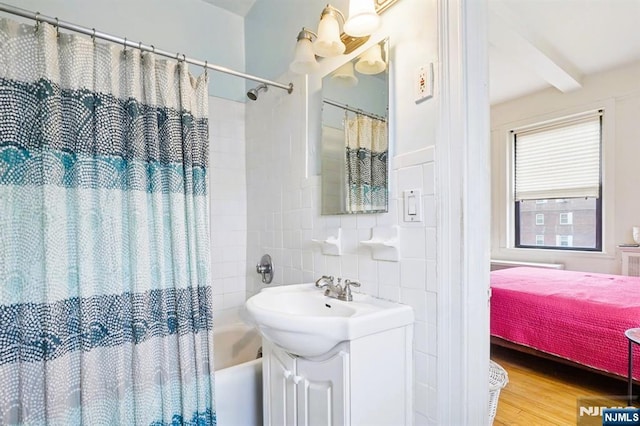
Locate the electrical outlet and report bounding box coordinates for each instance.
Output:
[415,63,434,103]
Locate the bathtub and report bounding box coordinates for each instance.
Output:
[213,323,263,426]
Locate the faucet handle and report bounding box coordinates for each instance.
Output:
[341,279,361,301]
[344,279,360,288]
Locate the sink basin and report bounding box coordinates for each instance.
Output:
[244,283,414,357]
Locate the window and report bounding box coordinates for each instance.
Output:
[514,111,602,251]
[556,235,574,247]
[559,212,573,225]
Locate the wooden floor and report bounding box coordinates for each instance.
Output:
[491,345,638,426]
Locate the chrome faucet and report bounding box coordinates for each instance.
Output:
[315,275,339,297]
[315,275,334,288]
[314,276,361,301]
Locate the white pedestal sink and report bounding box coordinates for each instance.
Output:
[246,283,415,425]
[244,283,414,357]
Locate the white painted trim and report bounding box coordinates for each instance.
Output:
[436,0,490,424]
[393,146,435,169]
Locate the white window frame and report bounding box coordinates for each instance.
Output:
[490,99,615,262]
[559,212,573,225]
[556,235,573,247]
[535,235,544,245]
[514,111,601,250]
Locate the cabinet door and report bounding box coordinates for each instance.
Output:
[264,342,297,426]
[296,351,349,426]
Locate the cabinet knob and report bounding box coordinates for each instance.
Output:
[283,370,292,380]
[292,375,304,384]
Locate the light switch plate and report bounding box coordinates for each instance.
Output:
[403,189,423,222]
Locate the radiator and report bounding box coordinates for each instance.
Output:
[620,248,640,276]
[490,259,565,272]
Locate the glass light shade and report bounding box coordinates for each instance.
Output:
[355,43,386,75]
[343,0,381,37]
[290,36,319,74]
[331,61,359,87]
[313,12,346,57]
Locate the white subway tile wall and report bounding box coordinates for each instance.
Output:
[245,67,438,423]
[208,96,247,326]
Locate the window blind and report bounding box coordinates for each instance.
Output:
[514,112,601,201]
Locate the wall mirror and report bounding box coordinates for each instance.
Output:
[320,38,389,215]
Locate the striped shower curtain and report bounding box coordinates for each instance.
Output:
[0,18,215,425]
[345,114,388,213]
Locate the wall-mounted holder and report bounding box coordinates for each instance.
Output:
[360,226,400,261]
[312,228,342,256]
[256,254,274,284]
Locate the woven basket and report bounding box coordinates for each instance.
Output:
[489,360,509,424]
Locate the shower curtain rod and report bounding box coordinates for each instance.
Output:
[0,2,294,94]
[323,98,386,122]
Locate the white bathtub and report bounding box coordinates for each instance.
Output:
[213,323,263,426]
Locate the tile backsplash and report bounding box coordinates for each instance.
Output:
[208,96,247,326]
[245,72,438,424]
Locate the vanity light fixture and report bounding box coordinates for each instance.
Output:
[289,0,399,75]
[290,28,321,74]
[314,5,346,57]
[331,61,359,87]
[343,0,381,37]
[354,42,386,75]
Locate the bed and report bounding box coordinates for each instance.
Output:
[490,266,640,380]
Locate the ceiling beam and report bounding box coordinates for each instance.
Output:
[489,1,582,93]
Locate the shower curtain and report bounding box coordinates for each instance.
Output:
[0,18,215,425]
[345,114,388,213]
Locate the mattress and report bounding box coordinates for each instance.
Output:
[491,267,640,379]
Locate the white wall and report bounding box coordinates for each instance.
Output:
[1,0,246,101]
[491,60,640,273]
[245,0,440,423]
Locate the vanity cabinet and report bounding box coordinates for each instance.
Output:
[262,325,412,426]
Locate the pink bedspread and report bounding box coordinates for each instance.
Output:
[491,267,640,379]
